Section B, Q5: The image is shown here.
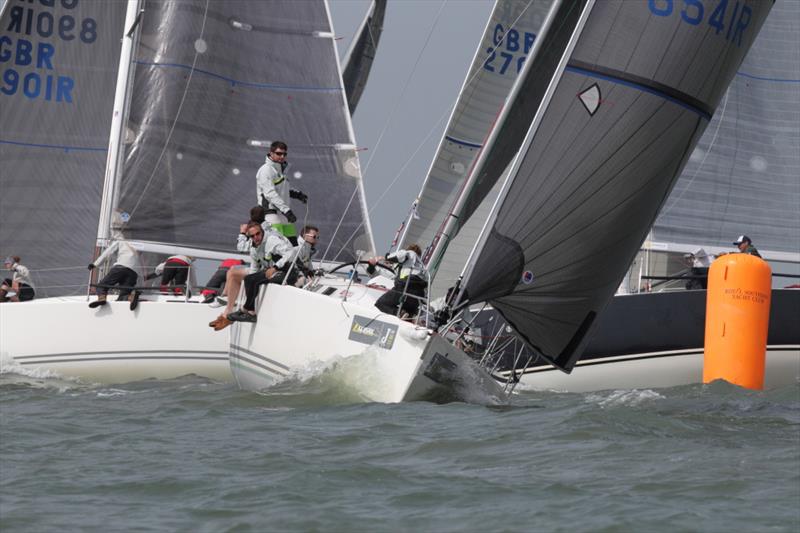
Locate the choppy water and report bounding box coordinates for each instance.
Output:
[1,365,798,532]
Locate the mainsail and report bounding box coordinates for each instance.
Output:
[652,0,800,260]
[0,2,127,296]
[399,0,554,298]
[462,0,773,371]
[117,0,375,260]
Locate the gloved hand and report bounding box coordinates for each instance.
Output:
[88,263,95,270]
[290,189,308,204]
[285,210,297,223]
[314,268,326,277]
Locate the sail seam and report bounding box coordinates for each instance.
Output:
[133,61,342,91]
[566,61,713,120]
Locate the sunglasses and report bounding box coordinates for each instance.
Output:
[272,151,287,156]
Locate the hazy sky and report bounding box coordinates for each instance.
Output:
[330,0,493,251]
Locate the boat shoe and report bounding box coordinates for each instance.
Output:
[213,315,233,331]
[227,310,257,323]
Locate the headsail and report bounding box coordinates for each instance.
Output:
[117,0,375,260]
[399,0,554,297]
[652,0,800,260]
[0,2,127,296]
[462,0,773,371]
[341,0,386,115]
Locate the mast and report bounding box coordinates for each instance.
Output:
[424,0,564,280]
[457,0,596,303]
[96,0,142,245]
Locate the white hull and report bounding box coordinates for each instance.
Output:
[229,284,507,403]
[514,346,800,393]
[0,295,231,383]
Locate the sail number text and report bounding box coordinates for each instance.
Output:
[649,0,752,47]
[1,1,99,103]
[483,24,537,76]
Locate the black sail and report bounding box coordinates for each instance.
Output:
[117,0,374,260]
[342,0,386,115]
[653,0,799,258]
[0,1,127,296]
[463,0,773,371]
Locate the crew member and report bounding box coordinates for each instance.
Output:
[732,235,762,258]
[256,141,307,244]
[1,256,36,302]
[368,244,427,318]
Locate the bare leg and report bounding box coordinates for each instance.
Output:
[224,268,247,315]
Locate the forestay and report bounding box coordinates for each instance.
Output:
[0,2,126,296]
[117,0,374,261]
[462,0,773,371]
[399,0,553,297]
[652,0,800,259]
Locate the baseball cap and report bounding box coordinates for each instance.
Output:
[733,235,750,245]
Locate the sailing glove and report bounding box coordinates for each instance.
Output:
[290,189,308,204]
[285,210,297,223]
[88,263,95,270]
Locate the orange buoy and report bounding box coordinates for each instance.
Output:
[704,253,772,390]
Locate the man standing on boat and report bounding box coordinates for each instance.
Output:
[256,141,307,245]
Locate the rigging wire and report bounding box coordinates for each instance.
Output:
[321,0,450,264]
[325,0,538,263]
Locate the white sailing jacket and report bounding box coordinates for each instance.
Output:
[275,236,316,272]
[256,157,290,214]
[94,240,139,272]
[238,228,293,273]
[9,262,34,288]
[386,249,425,280]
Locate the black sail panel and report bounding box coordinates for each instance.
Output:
[118,0,374,260]
[653,0,800,257]
[0,2,127,296]
[464,0,773,371]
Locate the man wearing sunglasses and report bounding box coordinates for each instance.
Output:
[256,140,308,245]
[209,220,294,330]
[227,225,320,323]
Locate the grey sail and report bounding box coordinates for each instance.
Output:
[463,0,773,371]
[400,0,553,285]
[341,0,386,115]
[652,0,800,258]
[0,2,127,296]
[118,0,375,261]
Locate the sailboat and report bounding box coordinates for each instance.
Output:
[400,0,799,393]
[228,0,775,402]
[499,0,800,392]
[0,0,375,383]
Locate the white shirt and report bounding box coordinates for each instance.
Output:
[9,263,34,288]
[386,249,425,279]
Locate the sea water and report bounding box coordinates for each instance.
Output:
[1,362,798,532]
